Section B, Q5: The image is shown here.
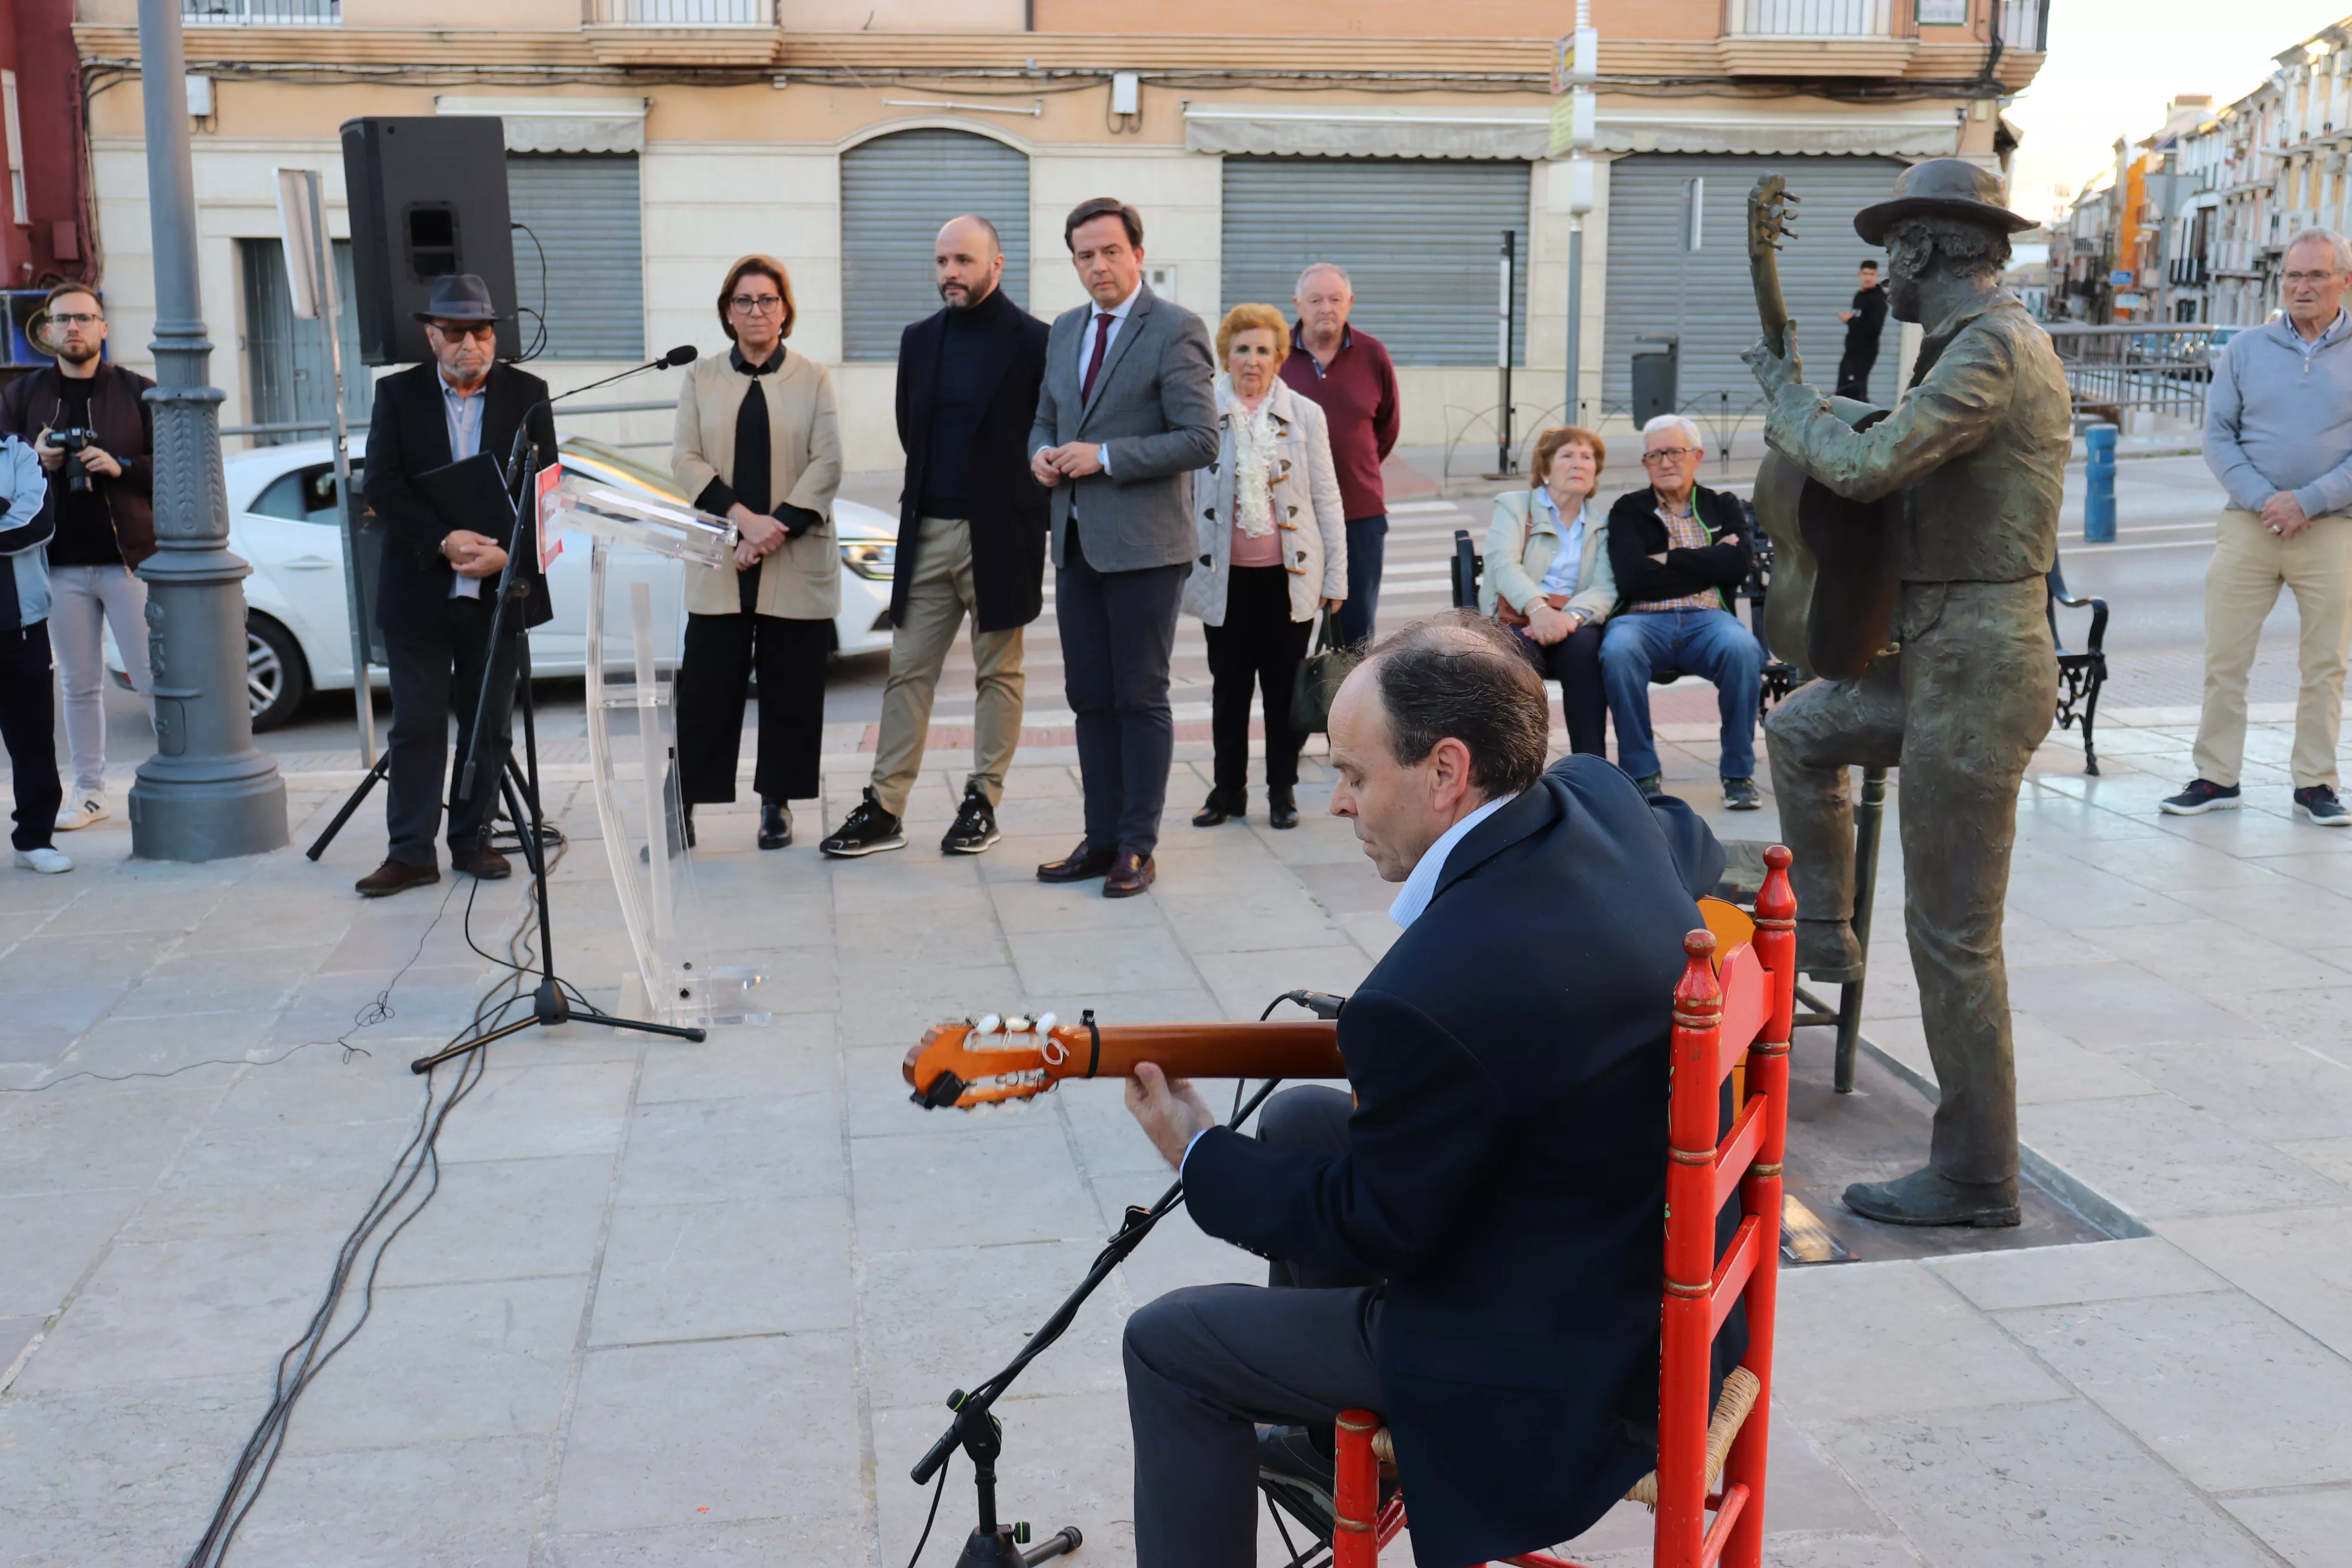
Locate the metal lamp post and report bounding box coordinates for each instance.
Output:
[129,0,289,860]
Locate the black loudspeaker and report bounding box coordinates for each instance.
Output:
[339,116,519,366]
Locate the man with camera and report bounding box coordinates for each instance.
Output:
[0,283,156,835]
[357,274,556,899]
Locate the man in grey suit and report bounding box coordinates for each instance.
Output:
[1029,197,1219,896]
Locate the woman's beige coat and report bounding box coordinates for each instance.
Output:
[672,347,845,619]
[1180,379,1348,626]
[1479,487,1618,625]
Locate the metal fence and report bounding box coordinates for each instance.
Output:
[2043,322,2219,427]
[582,0,775,20]
[182,0,340,21]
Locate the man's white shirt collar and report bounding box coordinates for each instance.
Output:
[1388,793,1515,929]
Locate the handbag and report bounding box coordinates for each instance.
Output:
[1290,609,1359,737]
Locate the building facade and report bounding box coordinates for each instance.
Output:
[77,0,2047,471]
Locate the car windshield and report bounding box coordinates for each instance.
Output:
[560,436,689,505]
[249,458,365,525]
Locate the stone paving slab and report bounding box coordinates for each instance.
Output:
[2,708,2350,1566]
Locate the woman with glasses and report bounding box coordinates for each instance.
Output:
[672,254,844,850]
[1479,425,1617,757]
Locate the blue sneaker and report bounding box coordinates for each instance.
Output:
[2294,785,2349,826]
[2160,779,2240,816]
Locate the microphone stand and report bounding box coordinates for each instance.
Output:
[411,352,706,1073]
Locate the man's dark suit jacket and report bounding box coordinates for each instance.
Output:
[891,286,1051,634]
[1185,756,1736,1568]
[364,360,556,638]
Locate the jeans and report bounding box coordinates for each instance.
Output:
[1056,525,1186,858]
[1598,607,1761,780]
[1337,513,1386,650]
[1,622,61,851]
[48,563,153,795]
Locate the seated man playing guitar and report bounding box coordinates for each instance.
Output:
[1121,614,1734,1568]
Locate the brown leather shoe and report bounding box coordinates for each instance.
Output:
[451,845,511,881]
[1037,839,1117,883]
[356,858,440,899]
[1102,851,1156,898]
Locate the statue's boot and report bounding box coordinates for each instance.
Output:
[1796,917,1863,983]
[1843,1166,2020,1228]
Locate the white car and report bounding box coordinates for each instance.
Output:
[125,434,899,729]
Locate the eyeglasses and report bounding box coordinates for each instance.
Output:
[47,312,102,328]
[2284,270,2344,285]
[429,321,496,340]
[729,295,786,315]
[1641,446,1699,463]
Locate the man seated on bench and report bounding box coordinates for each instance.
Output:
[1599,414,1765,810]
[1119,615,1735,1568]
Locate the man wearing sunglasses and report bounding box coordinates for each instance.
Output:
[0,283,157,836]
[355,274,556,899]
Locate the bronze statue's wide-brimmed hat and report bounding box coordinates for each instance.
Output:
[1853,158,2037,246]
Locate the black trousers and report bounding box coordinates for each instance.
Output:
[1510,620,1609,758]
[1834,347,1877,403]
[382,595,519,868]
[1123,1086,1382,1568]
[1,620,61,852]
[1056,525,1187,858]
[676,611,829,805]
[1203,566,1315,795]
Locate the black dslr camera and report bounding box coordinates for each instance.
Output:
[43,427,98,493]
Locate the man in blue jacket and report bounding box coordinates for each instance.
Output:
[1119,615,1729,1568]
[0,432,62,871]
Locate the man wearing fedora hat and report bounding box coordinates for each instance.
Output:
[355,273,557,898]
[1743,158,2072,1228]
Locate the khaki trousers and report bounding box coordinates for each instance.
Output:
[2193,509,2352,790]
[870,515,1025,816]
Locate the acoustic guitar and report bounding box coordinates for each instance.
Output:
[904,1013,1345,1111]
[1745,174,1897,682]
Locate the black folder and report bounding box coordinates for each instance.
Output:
[411,452,526,558]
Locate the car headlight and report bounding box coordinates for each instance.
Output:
[840,541,896,581]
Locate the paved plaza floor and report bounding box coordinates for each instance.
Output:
[4,687,2348,1568]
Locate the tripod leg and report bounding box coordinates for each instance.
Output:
[499,770,541,878]
[306,753,393,862]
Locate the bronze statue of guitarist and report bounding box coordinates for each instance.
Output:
[1742,159,2070,1228]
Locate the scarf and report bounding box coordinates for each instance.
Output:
[1217,373,1277,540]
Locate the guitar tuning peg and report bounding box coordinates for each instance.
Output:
[977,1014,1002,1035]
[1006,1015,1033,1034]
[1035,1011,1058,1033]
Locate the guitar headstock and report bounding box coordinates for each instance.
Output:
[903,1012,1082,1112]
[1746,173,1798,262]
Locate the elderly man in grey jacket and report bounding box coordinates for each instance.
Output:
[2165,227,2352,827]
[1029,197,1218,896]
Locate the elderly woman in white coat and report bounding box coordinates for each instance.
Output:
[672,253,844,850]
[1480,424,1618,757]
[1182,302,1347,831]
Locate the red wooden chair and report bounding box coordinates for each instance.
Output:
[1331,845,1798,1568]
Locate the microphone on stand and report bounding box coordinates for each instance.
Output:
[501,344,699,493]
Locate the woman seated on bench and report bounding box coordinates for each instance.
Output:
[1479,424,1618,757]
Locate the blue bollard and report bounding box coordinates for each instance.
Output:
[2084,423,2118,543]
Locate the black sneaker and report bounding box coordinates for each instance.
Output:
[942,784,1001,854]
[819,788,906,858]
[1722,776,1762,811]
[2160,778,2242,816]
[1631,772,1664,798]
[2294,784,2350,826]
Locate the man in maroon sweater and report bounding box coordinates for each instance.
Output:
[1280,263,1401,649]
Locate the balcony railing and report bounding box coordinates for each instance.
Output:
[583,0,775,20]
[182,0,339,22]
[1726,0,1892,37]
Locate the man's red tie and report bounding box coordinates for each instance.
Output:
[1080,312,1114,402]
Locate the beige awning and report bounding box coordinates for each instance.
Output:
[1182,104,1958,162]
[433,96,649,156]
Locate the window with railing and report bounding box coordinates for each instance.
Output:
[1997,0,2048,50]
[182,0,340,21]
[1727,0,1892,34]
[582,0,775,21]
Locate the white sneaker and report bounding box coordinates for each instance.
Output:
[54,794,109,831]
[14,847,72,874]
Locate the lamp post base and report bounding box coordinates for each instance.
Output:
[129,763,290,862]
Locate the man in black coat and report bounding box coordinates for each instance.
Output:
[1119,616,1734,1568]
[821,215,1051,860]
[1835,259,1888,401]
[355,274,556,898]
[1599,415,1763,809]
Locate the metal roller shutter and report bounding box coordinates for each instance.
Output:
[840,129,1032,361]
[1221,156,1529,367]
[507,153,645,360]
[240,236,374,444]
[1600,154,1905,426]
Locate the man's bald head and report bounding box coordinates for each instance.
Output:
[935,214,1007,309]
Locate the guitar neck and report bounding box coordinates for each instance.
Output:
[1056,1020,1344,1082]
[1751,247,1791,360]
